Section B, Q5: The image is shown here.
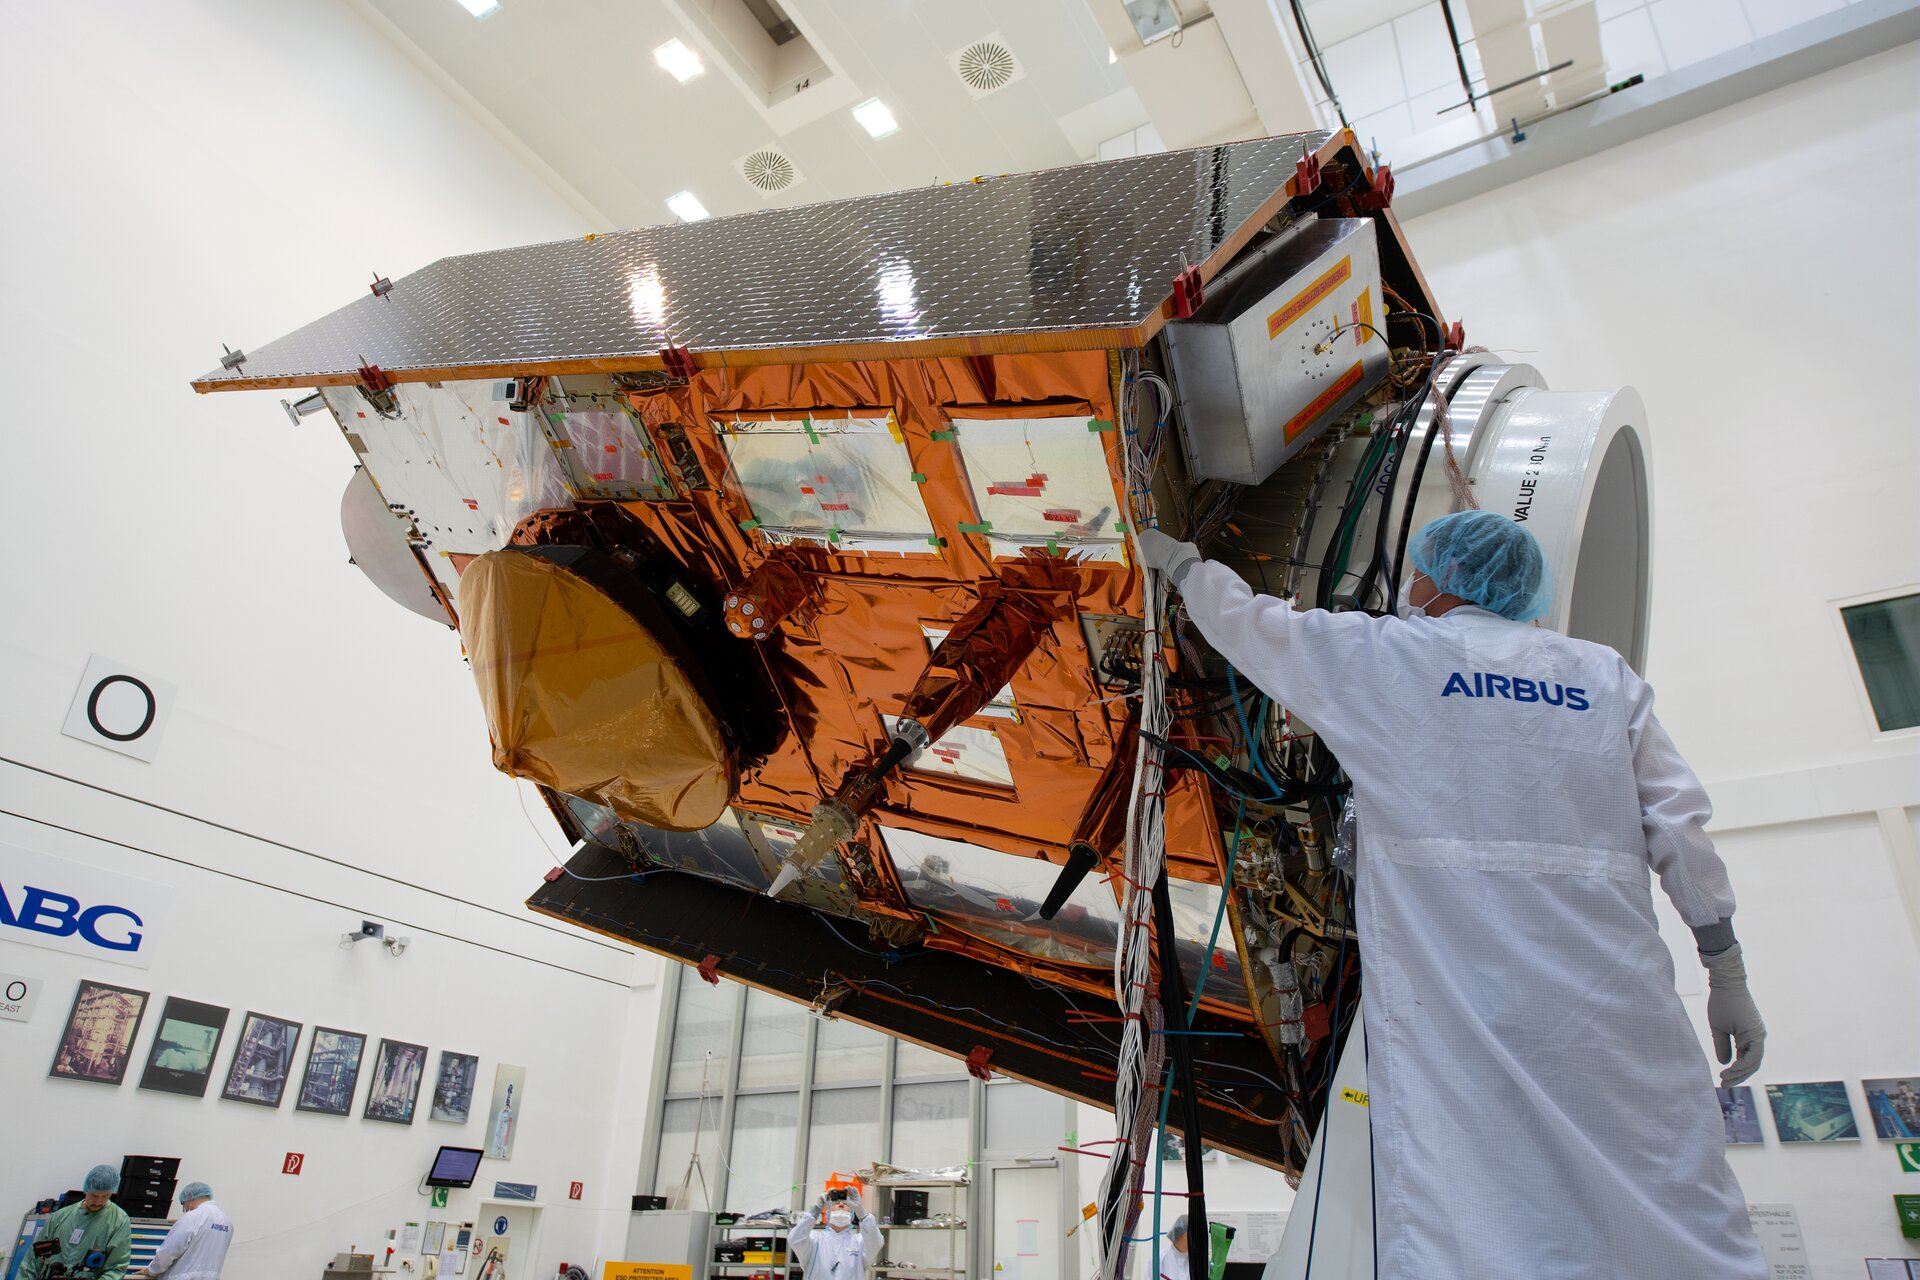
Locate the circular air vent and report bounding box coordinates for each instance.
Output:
[740,148,797,193]
[956,40,1018,93]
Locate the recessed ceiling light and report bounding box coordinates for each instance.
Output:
[654,38,705,83]
[1108,47,1118,64]
[452,0,500,17]
[852,98,899,139]
[666,191,710,222]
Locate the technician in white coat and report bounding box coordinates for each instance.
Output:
[789,1191,882,1280]
[136,1183,231,1280]
[1138,510,1768,1279]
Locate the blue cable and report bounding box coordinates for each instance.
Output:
[1226,666,1290,799]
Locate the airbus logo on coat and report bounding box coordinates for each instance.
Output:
[1441,671,1590,710]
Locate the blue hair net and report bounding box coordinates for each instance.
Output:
[179,1182,213,1205]
[83,1165,120,1193]
[1410,510,1552,622]
[1169,1215,1189,1242]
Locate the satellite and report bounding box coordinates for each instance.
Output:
[196,130,1649,1275]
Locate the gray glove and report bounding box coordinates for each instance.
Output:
[1136,528,1200,586]
[1701,942,1765,1087]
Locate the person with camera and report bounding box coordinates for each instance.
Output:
[23,1165,132,1279]
[787,1186,882,1280]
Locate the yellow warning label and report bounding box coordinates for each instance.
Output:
[604,1265,695,1280]
[1268,256,1352,338]
[1341,1087,1369,1108]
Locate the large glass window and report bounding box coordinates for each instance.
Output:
[895,1040,963,1080]
[654,1095,725,1204]
[814,1016,886,1086]
[805,1086,882,1192]
[729,1091,801,1215]
[739,989,809,1090]
[667,964,736,1095]
[892,1080,970,1170]
[1842,593,1920,732]
[983,1081,1063,1159]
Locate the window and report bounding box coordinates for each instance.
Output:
[667,964,736,1095]
[892,1080,970,1169]
[895,1040,964,1080]
[805,1085,881,1192]
[740,989,810,1090]
[984,1080,1062,1157]
[814,1016,886,1086]
[729,1091,801,1215]
[1842,593,1920,731]
[654,1095,725,1201]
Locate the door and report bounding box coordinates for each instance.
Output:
[989,1164,1061,1280]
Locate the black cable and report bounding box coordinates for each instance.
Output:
[1152,869,1211,1280]
[1385,379,1450,610]
[1286,0,1349,129]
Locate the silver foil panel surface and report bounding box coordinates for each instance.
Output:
[199,132,1332,385]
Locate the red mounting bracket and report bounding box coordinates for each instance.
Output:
[1444,320,1466,351]
[1356,163,1394,211]
[965,1045,994,1081]
[542,866,564,883]
[1295,146,1322,198]
[697,953,723,986]
[1169,266,1204,320]
[659,345,697,379]
[1301,1002,1331,1042]
[356,363,391,393]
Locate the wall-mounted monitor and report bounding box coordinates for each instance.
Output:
[425,1145,484,1188]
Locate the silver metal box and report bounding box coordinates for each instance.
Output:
[1165,217,1390,485]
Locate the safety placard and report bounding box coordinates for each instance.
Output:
[1898,1142,1920,1173]
[604,1266,694,1280]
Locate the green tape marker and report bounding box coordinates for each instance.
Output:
[1047,536,1061,555]
[827,528,842,543]
[739,518,761,532]
[931,429,956,442]
[910,472,928,484]
[1088,419,1115,433]
[803,418,820,444]
[1115,521,1129,533]
[957,521,992,534]
[1213,753,1232,771]
[927,535,948,548]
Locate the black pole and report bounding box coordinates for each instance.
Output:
[1438,0,1478,110]
[1152,871,1209,1280]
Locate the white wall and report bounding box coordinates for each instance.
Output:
[0,1,660,1275]
[1072,38,1920,1278]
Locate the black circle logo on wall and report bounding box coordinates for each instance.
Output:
[86,675,157,742]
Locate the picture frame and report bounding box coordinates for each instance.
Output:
[138,996,230,1097]
[364,1038,429,1124]
[430,1051,480,1124]
[220,1011,303,1107]
[1716,1087,1765,1145]
[50,979,150,1085]
[1763,1081,1860,1142]
[295,1026,369,1116]
[1862,1077,1920,1140]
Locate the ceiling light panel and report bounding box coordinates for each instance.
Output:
[654,38,705,82]
[453,0,500,16]
[852,98,898,138]
[666,191,710,222]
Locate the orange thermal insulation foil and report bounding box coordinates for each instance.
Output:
[460,548,735,831]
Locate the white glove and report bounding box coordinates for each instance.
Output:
[1701,942,1765,1087]
[1136,529,1200,585]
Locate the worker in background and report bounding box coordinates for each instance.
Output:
[22,1165,132,1280]
[134,1182,232,1279]
[1138,509,1769,1279]
[1156,1216,1190,1280]
[788,1187,882,1280]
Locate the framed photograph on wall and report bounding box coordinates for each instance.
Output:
[295,1027,368,1116]
[138,996,230,1097]
[220,1011,303,1107]
[50,980,150,1085]
[1716,1087,1765,1145]
[430,1051,480,1123]
[1764,1082,1860,1142]
[1862,1077,1920,1140]
[485,1064,526,1159]
[364,1038,428,1124]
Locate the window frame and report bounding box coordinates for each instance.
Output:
[1832,584,1920,739]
